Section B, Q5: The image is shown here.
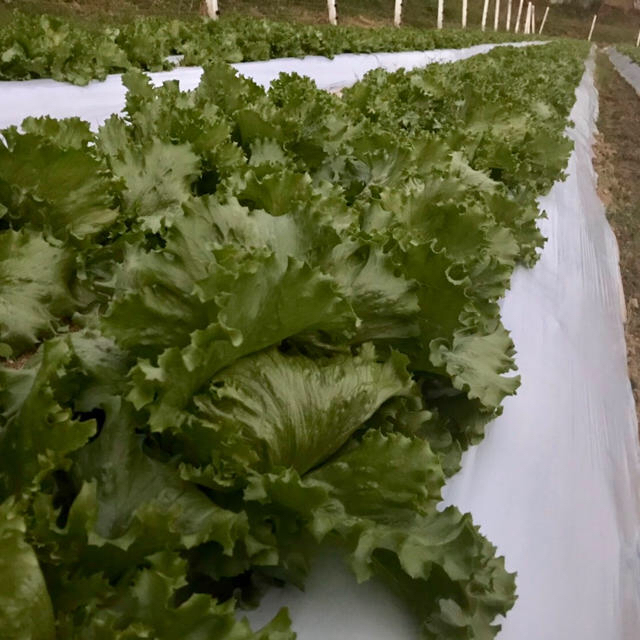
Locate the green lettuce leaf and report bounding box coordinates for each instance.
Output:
[0,129,118,243]
[0,338,95,498]
[100,120,200,233]
[430,325,520,410]
[0,499,56,640]
[190,344,413,474]
[72,396,247,556]
[53,551,294,640]
[127,252,355,430]
[0,229,75,355]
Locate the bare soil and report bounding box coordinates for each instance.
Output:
[594,50,640,420]
[3,349,36,369]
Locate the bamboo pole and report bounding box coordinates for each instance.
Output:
[394,0,402,27]
[588,13,597,41]
[515,0,524,33]
[462,0,468,28]
[494,0,501,31]
[506,0,513,31]
[539,6,549,34]
[482,0,490,31]
[327,0,337,25]
[437,0,444,29]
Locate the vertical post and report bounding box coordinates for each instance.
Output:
[515,0,524,33]
[205,0,219,19]
[588,13,597,41]
[437,0,444,29]
[539,6,549,34]
[636,28,640,46]
[327,0,337,25]
[531,4,536,33]
[462,0,468,28]
[526,2,533,34]
[506,0,513,31]
[494,0,501,31]
[482,0,490,31]
[394,0,402,27]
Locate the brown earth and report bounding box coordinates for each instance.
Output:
[3,349,36,369]
[593,50,640,420]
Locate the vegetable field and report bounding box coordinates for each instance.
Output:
[0,12,535,85]
[2,12,637,640]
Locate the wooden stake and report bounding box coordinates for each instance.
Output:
[494,0,501,31]
[515,0,524,33]
[482,0,490,31]
[205,0,219,19]
[531,4,536,33]
[636,27,640,46]
[327,0,337,25]
[588,13,597,41]
[462,0,468,28]
[394,0,402,26]
[539,6,549,34]
[437,0,444,29]
[506,0,513,31]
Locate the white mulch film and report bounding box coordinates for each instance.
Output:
[608,47,640,96]
[2,43,640,640]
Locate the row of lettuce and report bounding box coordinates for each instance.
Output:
[0,10,539,85]
[0,41,588,639]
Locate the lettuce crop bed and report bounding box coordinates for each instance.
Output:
[0,11,539,85]
[0,41,588,639]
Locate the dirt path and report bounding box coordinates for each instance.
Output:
[593,50,640,421]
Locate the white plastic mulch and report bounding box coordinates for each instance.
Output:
[608,47,640,97]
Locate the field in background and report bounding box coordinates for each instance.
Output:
[1,0,640,44]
